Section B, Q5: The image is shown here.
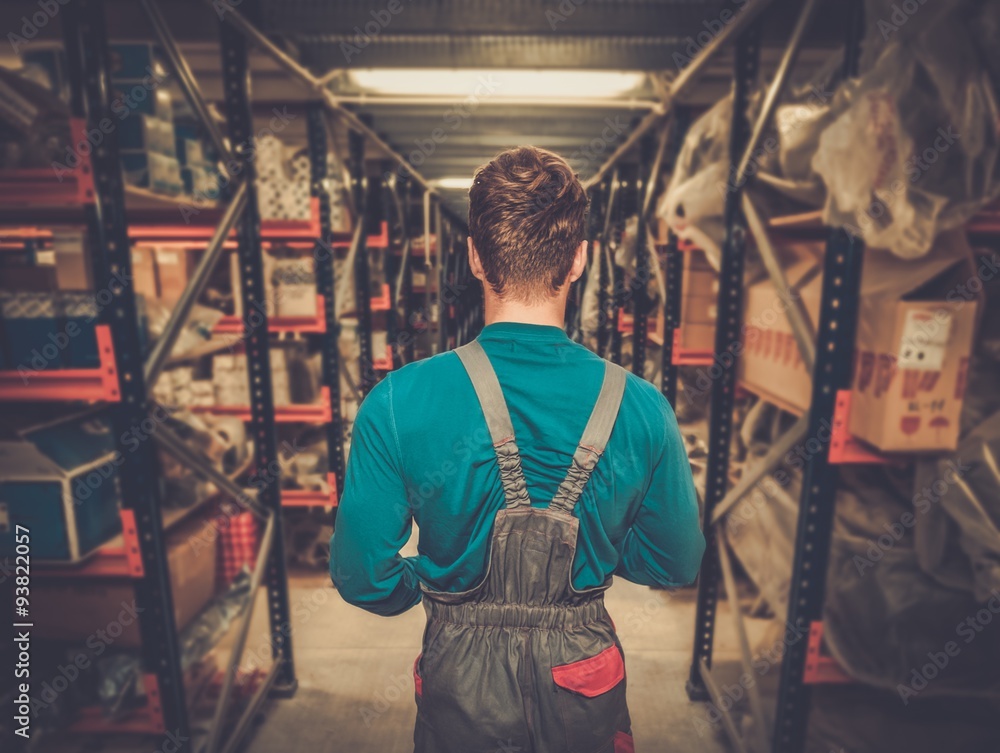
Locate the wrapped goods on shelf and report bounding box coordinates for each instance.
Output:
[823,466,1000,700]
[914,408,1000,602]
[0,411,121,563]
[812,1,1000,259]
[655,97,739,268]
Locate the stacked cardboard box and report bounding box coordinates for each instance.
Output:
[739,229,979,452]
[110,43,182,196]
[678,248,717,354]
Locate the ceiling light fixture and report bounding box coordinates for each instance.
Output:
[348,69,647,99]
[432,177,474,190]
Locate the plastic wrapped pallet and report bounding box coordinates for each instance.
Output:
[812,0,1000,259]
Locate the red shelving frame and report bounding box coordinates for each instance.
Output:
[69,674,165,734]
[214,295,326,334]
[671,328,714,366]
[828,390,890,465]
[0,324,121,403]
[803,621,854,685]
[371,344,394,371]
[281,473,339,507]
[36,509,144,579]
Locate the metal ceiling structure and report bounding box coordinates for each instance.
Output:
[0,0,846,212]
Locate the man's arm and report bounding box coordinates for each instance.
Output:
[329,376,421,616]
[616,394,705,587]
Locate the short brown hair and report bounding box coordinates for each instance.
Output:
[468,146,588,302]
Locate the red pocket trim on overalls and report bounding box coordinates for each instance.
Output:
[413,655,423,698]
[551,645,625,698]
[613,731,634,753]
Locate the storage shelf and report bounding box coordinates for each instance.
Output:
[0,324,120,403]
[372,344,394,371]
[128,197,319,241]
[803,621,854,685]
[331,220,389,249]
[281,473,338,507]
[36,509,143,580]
[214,295,326,334]
[191,386,332,424]
[616,312,664,346]
[670,329,714,366]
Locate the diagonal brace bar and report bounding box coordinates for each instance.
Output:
[144,181,248,387]
[742,195,816,372]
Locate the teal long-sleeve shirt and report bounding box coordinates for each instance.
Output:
[330,322,705,616]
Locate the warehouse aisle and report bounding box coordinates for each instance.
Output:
[243,567,735,753]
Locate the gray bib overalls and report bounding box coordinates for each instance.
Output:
[413,341,634,753]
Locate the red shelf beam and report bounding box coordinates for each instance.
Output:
[191,386,332,424]
[0,324,121,403]
[803,621,854,685]
[281,473,339,507]
[214,295,326,334]
[36,509,143,580]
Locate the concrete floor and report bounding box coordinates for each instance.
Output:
[239,569,736,753]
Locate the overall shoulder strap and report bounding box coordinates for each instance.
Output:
[454,340,531,508]
[550,361,627,515]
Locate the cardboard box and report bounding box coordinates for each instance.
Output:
[154,247,192,305]
[131,247,159,301]
[30,508,219,646]
[52,229,92,291]
[0,413,121,563]
[119,114,176,157]
[121,151,183,195]
[739,230,979,451]
[849,232,979,452]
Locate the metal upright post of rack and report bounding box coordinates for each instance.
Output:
[61,0,191,742]
[306,103,346,497]
[609,169,627,366]
[772,3,865,750]
[218,0,296,694]
[687,18,762,702]
[659,110,692,408]
[346,128,374,394]
[631,133,656,377]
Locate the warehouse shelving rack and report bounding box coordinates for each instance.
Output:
[567,0,939,751]
[664,1,976,752]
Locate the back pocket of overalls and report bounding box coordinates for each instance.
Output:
[551,645,626,752]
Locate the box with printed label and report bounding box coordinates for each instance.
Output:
[739,229,979,451]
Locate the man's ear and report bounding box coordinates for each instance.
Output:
[468,237,485,282]
[568,240,588,284]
